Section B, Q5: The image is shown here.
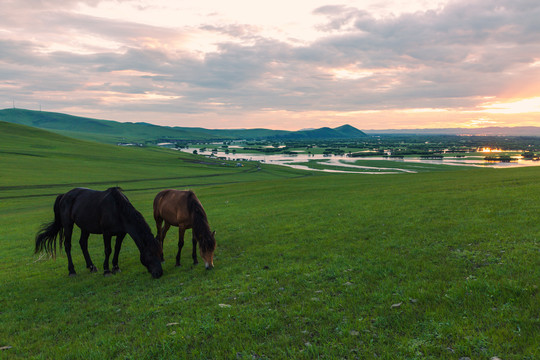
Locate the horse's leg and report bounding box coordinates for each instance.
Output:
[155,217,169,261]
[79,230,97,273]
[102,233,113,276]
[191,232,198,265]
[155,218,163,261]
[64,223,76,276]
[176,227,185,267]
[111,233,126,273]
[155,217,163,243]
[158,220,170,262]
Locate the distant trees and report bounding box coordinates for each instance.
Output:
[183,135,540,159]
[522,151,538,159]
[323,148,345,155]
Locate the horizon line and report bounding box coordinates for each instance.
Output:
[2,107,539,133]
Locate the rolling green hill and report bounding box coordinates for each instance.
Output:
[0,108,219,144]
[0,120,309,196]
[0,108,367,144]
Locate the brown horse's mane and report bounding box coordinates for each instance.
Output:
[187,191,215,253]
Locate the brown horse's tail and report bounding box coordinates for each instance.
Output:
[187,191,215,254]
[35,194,65,257]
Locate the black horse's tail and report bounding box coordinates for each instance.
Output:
[35,194,64,257]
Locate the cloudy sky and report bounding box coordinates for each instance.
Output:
[1,0,540,130]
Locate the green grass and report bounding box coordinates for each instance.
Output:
[1,122,539,359]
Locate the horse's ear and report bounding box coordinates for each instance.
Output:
[212,230,216,236]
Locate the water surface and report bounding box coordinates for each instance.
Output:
[179,148,540,174]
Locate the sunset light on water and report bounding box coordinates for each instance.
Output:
[479,147,504,153]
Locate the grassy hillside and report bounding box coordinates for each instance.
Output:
[0,108,288,143]
[0,121,308,197]
[0,108,220,144]
[0,122,538,359]
[0,108,367,144]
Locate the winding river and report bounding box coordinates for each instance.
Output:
[179,148,540,174]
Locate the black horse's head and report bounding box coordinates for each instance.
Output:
[108,187,163,278]
[140,237,163,279]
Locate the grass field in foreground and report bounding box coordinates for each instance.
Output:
[0,122,539,359]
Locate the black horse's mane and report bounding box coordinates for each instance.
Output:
[107,187,160,249]
[107,187,138,219]
[187,191,215,253]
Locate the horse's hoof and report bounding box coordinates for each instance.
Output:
[175,263,181,267]
[112,266,121,274]
[89,265,98,273]
[104,271,112,277]
[69,272,77,277]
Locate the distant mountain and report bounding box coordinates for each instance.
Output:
[365,127,540,137]
[334,124,369,137]
[273,125,368,139]
[0,108,368,143]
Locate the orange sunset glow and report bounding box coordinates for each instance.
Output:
[479,147,503,153]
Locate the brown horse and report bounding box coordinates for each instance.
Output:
[153,189,216,269]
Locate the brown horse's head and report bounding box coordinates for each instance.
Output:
[199,230,216,270]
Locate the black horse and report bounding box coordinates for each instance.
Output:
[35,187,163,278]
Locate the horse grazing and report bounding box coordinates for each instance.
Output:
[35,187,163,279]
[153,189,216,269]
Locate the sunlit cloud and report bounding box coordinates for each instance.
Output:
[401,108,449,114]
[97,92,183,104]
[463,118,501,128]
[331,67,374,80]
[37,35,123,55]
[109,70,163,77]
[334,110,382,116]
[480,97,540,114]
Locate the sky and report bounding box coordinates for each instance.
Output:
[1,0,540,130]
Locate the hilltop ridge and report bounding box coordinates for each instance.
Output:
[0,108,368,143]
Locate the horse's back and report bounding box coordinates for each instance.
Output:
[154,189,193,207]
[65,187,123,234]
[154,189,194,227]
[68,188,111,211]
[58,188,97,217]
